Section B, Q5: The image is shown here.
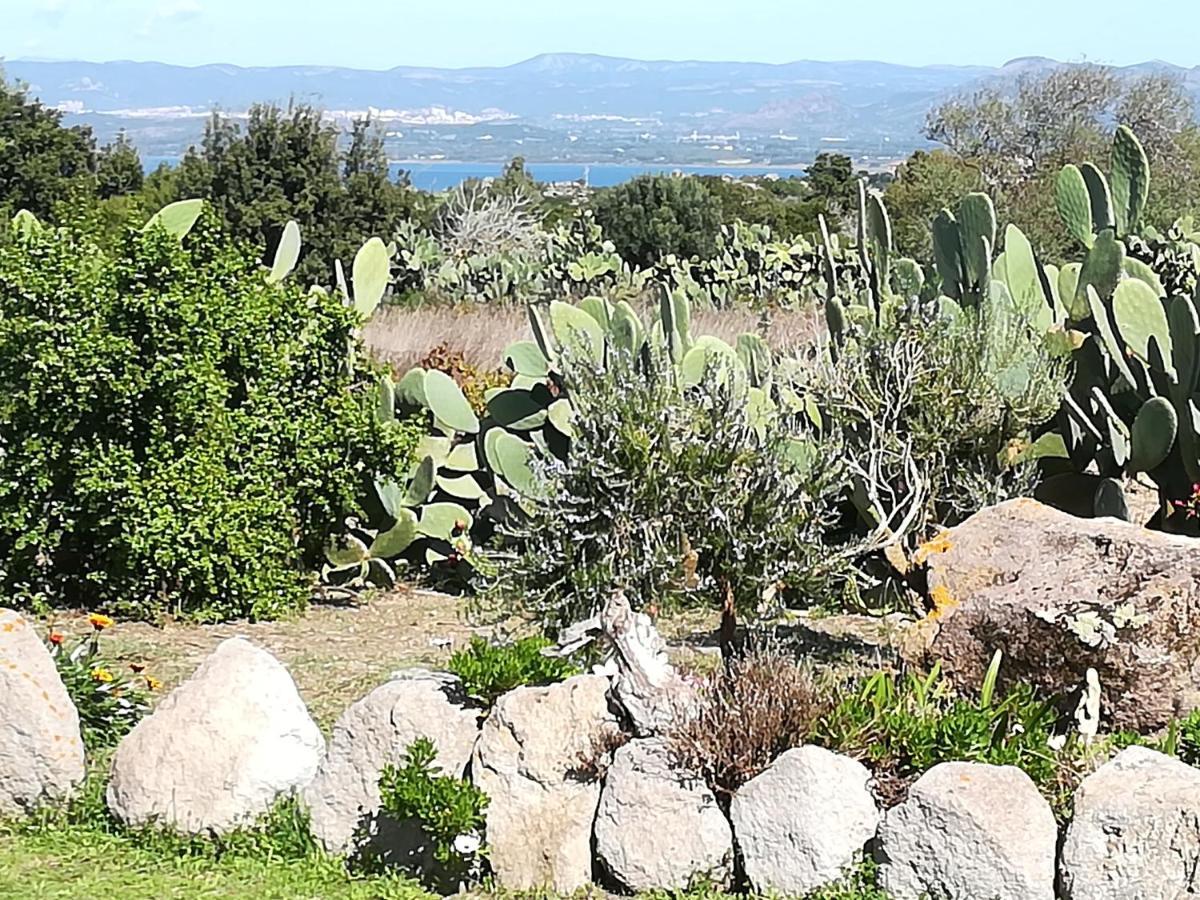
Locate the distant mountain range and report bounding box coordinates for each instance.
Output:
[5,54,1199,168]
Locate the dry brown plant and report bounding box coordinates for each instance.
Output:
[667,643,834,799]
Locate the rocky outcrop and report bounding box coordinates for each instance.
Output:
[876,761,1057,900]
[594,739,731,892]
[730,746,879,896]
[1060,746,1200,899]
[471,674,618,892]
[910,498,1200,730]
[106,637,324,834]
[303,669,480,858]
[0,609,85,814]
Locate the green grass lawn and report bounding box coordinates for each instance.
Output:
[0,828,431,900]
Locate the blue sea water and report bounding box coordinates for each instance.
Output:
[143,158,805,191]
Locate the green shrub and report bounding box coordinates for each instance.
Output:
[0,212,406,621]
[377,737,488,886]
[447,636,580,707]
[591,174,724,267]
[45,615,153,751]
[812,293,1067,548]
[482,344,857,633]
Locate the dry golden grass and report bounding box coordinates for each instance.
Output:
[363,303,822,373]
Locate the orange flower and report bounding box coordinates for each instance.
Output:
[88,614,114,631]
[48,632,64,646]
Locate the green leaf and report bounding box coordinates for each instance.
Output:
[352,237,390,319]
[325,534,368,567]
[1112,278,1173,375]
[418,503,473,540]
[436,473,488,502]
[504,341,550,377]
[10,209,42,239]
[267,220,302,284]
[424,370,479,434]
[396,368,428,411]
[1129,397,1177,474]
[546,399,574,438]
[487,389,549,431]
[370,508,419,558]
[549,300,604,362]
[143,199,204,239]
[485,429,541,497]
[1056,165,1094,248]
[403,456,437,507]
[1111,125,1150,235]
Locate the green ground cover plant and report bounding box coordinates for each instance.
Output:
[377,737,490,887]
[447,636,580,707]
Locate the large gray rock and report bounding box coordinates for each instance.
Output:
[472,674,618,892]
[0,609,85,814]
[106,637,324,834]
[1061,745,1200,899]
[730,746,879,896]
[594,739,732,891]
[876,761,1057,900]
[909,498,1200,731]
[303,669,480,858]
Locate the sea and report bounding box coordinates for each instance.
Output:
[143,158,805,192]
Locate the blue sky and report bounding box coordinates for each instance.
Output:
[5,0,1199,70]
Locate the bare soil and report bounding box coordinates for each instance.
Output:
[40,588,724,730]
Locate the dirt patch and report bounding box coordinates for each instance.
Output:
[38,589,728,730]
[42,587,492,730]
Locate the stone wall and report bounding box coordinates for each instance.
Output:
[6,606,1200,898]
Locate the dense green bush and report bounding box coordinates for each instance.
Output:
[447,636,580,707]
[0,212,405,621]
[592,174,724,267]
[377,737,488,887]
[0,77,96,222]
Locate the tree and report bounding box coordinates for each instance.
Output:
[591,174,724,266]
[883,150,986,259]
[169,103,418,284]
[805,153,857,206]
[0,77,95,220]
[698,175,824,239]
[95,131,144,199]
[924,65,1200,262]
[925,65,1117,193]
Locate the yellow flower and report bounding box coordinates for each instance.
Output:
[145,676,162,692]
[91,668,114,683]
[88,614,114,631]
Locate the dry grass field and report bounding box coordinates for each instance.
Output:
[363,302,823,374]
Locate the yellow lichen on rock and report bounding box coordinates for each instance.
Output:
[926,583,959,620]
[913,531,954,567]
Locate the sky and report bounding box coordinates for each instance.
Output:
[4,0,1199,71]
